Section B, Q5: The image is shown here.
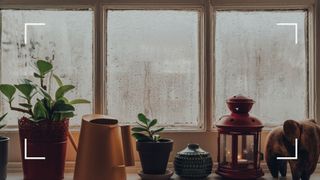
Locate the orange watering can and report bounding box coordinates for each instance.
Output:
[68,114,135,180]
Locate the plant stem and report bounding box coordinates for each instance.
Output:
[26,99,34,116]
[9,102,33,116]
[10,106,32,115]
[40,78,47,90]
[147,128,154,140]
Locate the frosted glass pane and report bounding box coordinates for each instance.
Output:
[0,10,94,125]
[215,11,308,126]
[106,10,200,127]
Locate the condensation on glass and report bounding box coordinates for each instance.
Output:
[215,10,308,126]
[106,10,200,127]
[0,10,94,125]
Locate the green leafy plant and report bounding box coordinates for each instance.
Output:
[0,59,90,122]
[131,113,165,142]
[0,113,7,129]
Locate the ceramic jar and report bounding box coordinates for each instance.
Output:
[174,144,212,179]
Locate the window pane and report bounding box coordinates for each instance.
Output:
[215,10,307,126]
[0,10,94,125]
[106,10,200,127]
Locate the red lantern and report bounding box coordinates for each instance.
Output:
[216,95,264,179]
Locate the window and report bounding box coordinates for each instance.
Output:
[0,0,317,130]
[0,0,318,167]
[106,10,201,128]
[215,10,308,126]
[0,9,94,126]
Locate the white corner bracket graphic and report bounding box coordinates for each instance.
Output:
[24,23,46,45]
[24,138,46,160]
[276,23,298,44]
[276,138,298,160]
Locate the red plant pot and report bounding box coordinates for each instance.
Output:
[18,117,69,180]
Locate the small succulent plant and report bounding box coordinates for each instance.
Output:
[0,113,7,129]
[131,113,164,142]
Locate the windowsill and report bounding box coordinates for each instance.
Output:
[6,162,320,179]
[5,172,320,180]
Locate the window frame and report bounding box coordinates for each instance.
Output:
[0,0,319,170]
[0,0,318,131]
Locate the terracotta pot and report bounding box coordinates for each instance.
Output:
[137,139,173,174]
[18,117,69,180]
[0,136,9,180]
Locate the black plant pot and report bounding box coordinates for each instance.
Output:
[0,136,9,180]
[136,139,173,175]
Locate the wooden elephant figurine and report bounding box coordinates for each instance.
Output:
[265,119,320,180]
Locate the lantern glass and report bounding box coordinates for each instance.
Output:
[237,135,254,169]
[219,134,232,166]
[257,132,261,167]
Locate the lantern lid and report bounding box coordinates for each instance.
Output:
[227,94,255,103]
[216,95,263,131]
[216,114,263,130]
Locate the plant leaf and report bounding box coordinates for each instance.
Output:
[36,60,53,76]
[19,103,32,109]
[52,113,62,121]
[55,85,75,100]
[153,135,161,141]
[53,74,63,87]
[131,127,148,132]
[137,113,149,125]
[15,84,35,98]
[60,112,75,120]
[132,133,152,141]
[69,99,90,104]
[39,88,52,100]
[53,100,75,112]
[0,113,8,122]
[152,127,164,134]
[33,73,44,78]
[33,100,48,120]
[0,84,16,101]
[148,119,157,128]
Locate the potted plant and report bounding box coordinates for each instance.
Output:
[0,59,90,180]
[132,113,173,175]
[0,113,8,180]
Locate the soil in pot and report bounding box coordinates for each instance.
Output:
[0,136,9,180]
[18,117,69,180]
[136,139,173,174]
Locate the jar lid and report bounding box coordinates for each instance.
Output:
[177,144,210,156]
[227,94,254,103]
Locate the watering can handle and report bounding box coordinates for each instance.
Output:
[68,130,78,152]
[121,125,135,166]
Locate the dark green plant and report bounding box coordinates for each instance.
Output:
[0,59,90,122]
[131,113,165,142]
[0,113,7,129]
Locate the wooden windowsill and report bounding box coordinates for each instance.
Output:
[6,172,320,180]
